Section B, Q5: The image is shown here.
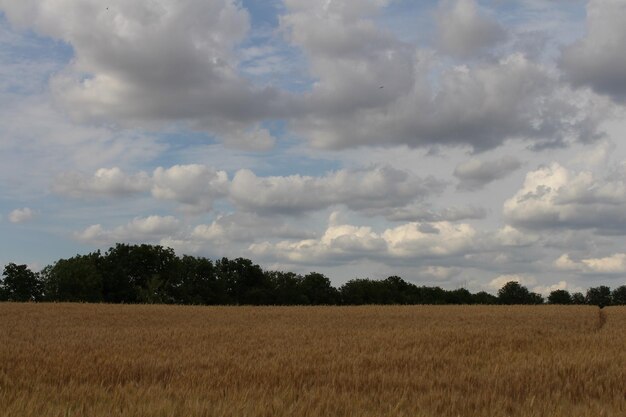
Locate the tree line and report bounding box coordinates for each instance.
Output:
[1,243,625,306]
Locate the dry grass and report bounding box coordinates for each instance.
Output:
[1,303,625,417]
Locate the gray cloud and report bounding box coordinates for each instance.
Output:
[0,0,292,149]
[230,165,444,215]
[454,156,522,190]
[8,207,35,224]
[151,165,229,213]
[0,96,165,198]
[385,204,487,222]
[288,45,603,152]
[560,0,626,103]
[436,0,507,58]
[54,164,444,217]
[54,167,151,198]
[53,164,229,213]
[280,0,413,119]
[279,1,606,152]
[0,0,609,153]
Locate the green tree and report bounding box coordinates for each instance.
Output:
[445,288,474,304]
[415,286,448,304]
[215,257,271,305]
[340,278,382,305]
[1,263,43,302]
[611,285,626,305]
[497,281,540,305]
[174,256,226,305]
[571,292,586,304]
[472,291,498,305]
[41,253,103,302]
[100,244,179,303]
[586,286,612,307]
[266,271,307,305]
[529,292,544,304]
[382,276,416,304]
[301,272,339,305]
[548,289,572,304]
[137,274,169,304]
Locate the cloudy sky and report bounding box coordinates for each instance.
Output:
[1,0,626,294]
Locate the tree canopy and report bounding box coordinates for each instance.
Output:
[1,263,43,302]
[2,244,625,306]
[497,281,543,305]
[548,289,572,305]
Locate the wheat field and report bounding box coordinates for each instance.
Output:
[0,303,624,417]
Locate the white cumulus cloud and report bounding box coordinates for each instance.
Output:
[191,212,313,243]
[504,162,626,234]
[250,216,479,265]
[488,274,537,290]
[74,215,180,245]
[555,253,626,274]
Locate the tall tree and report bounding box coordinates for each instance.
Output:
[611,285,626,305]
[301,272,339,305]
[548,289,572,305]
[571,292,586,305]
[266,271,307,305]
[215,257,271,305]
[445,288,474,304]
[383,276,415,304]
[415,286,448,305]
[1,263,43,302]
[41,252,103,302]
[340,278,383,305]
[175,255,227,305]
[586,286,612,307]
[498,281,542,305]
[100,244,179,303]
[472,291,498,305]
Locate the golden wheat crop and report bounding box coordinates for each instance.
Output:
[0,303,624,417]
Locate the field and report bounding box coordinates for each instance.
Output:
[1,304,625,417]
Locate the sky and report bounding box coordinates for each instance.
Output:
[1,0,626,295]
